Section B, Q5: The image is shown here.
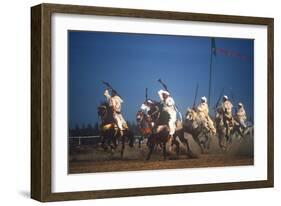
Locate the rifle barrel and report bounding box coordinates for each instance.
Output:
[193,84,199,107]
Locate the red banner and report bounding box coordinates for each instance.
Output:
[214,48,250,61]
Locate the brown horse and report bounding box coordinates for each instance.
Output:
[136,110,153,148]
[97,102,134,159]
[136,108,173,160]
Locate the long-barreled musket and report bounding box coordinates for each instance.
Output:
[102,80,122,98]
[145,88,148,102]
[158,79,169,92]
[193,84,199,109]
[214,87,225,109]
[157,78,183,122]
[230,89,237,113]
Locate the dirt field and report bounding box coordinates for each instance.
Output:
[69,133,254,174]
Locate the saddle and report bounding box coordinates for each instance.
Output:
[100,123,117,132]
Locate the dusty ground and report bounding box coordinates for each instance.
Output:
[69,133,253,174]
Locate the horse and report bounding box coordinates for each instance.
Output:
[136,110,153,148]
[136,108,172,160]
[216,113,253,151]
[97,102,134,159]
[172,108,213,157]
[215,112,241,152]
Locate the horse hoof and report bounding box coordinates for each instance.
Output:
[221,147,228,153]
[169,156,179,160]
[187,152,198,159]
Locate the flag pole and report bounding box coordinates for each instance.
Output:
[208,38,214,107]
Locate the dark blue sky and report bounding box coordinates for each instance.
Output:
[68,31,254,128]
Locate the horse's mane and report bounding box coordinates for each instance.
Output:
[153,101,164,112]
[97,101,115,124]
[158,110,170,126]
[99,101,109,107]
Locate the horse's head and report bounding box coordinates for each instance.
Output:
[97,105,107,118]
[97,102,114,124]
[136,110,144,123]
[185,108,202,129]
[185,108,197,121]
[136,110,153,136]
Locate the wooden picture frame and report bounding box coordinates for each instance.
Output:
[31,3,274,202]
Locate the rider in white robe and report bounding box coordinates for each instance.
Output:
[197,96,216,135]
[158,89,177,136]
[104,89,127,134]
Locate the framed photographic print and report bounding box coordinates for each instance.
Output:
[31,3,274,202]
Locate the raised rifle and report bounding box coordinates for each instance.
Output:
[214,87,225,109]
[230,89,237,113]
[102,81,122,98]
[145,88,148,102]
[158,79,169,92]
[157,78,182,122]
[193,84,199,109]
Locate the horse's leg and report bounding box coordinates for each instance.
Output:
[178,130,196,158]
[216,129,224,151]
[185,138,197,158]
[167,135,174,154]
[173,138,180,158]
[205,133,212,150]
[226,126,233,145]
[138,136,141,148]
[243,127,250,141]
[120,134,125,159]
[146,142,154,161]
[218,133,223,149]
[109,130,116,150]
[100,135,108,151]
[162,142,167,160]
[228,127,235,144]
[222,132,229,152]
[194,135,204,154]
[236,127,245,142]
[127,130,134,148]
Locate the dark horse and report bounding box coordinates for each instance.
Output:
[136,107,173,161]
[136,110,152,148]
[97,102,134,159]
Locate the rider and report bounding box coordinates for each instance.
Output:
[140,99,160,129]
[235,102,247,130]
[218,95,234,137]
[158,89,177,138]
[197,96,216,135]
[104,89,128,136]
